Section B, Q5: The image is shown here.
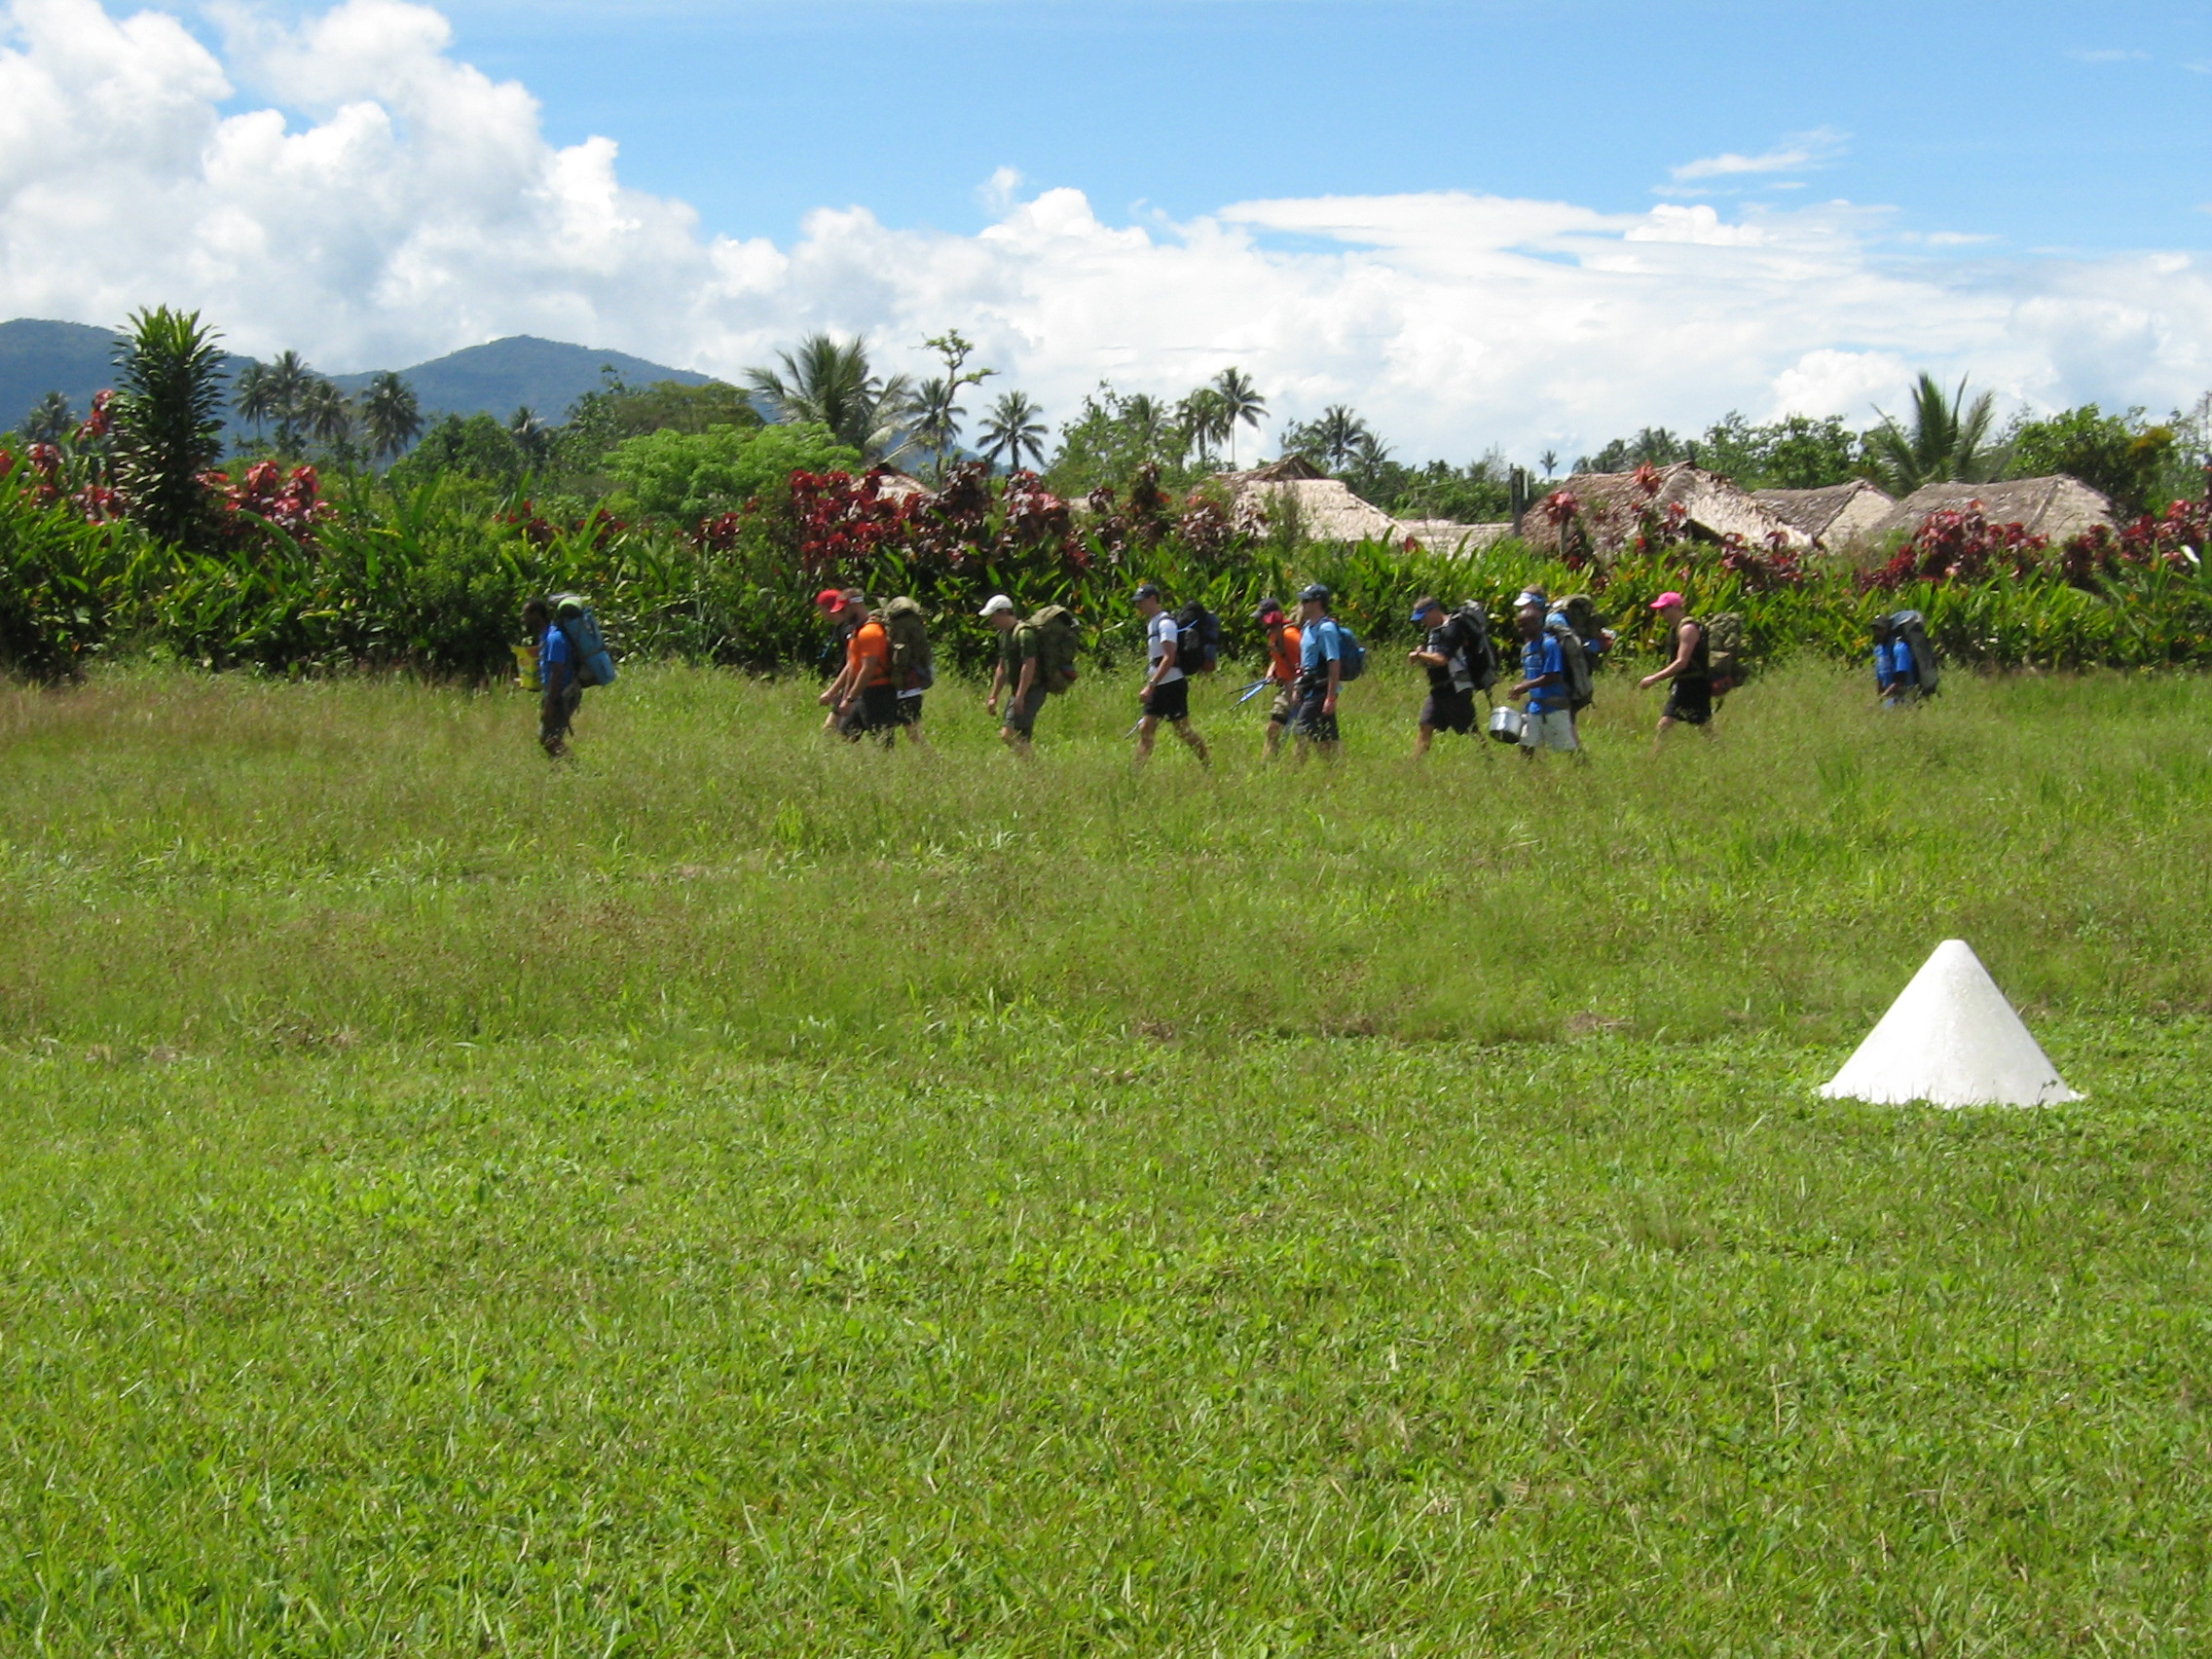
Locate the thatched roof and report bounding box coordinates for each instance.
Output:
[1751,480,1895,548]
[1519,462,1809,559]
[1397,520,1516,557]
[1223,467,1405,544]
[1865,475,2117,545]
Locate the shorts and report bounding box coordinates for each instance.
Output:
[846,682,901,744]
[1663,678,1713,725]
[1419,686,1476,735]
[895,690,924,725]
[1519,708,1578,751]
[1143,677,1191,723]
[1293,683,1339,743]
[1268,684,1298,724]
[1004,683,1048,737]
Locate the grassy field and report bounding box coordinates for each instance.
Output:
[2,661,2210,1653]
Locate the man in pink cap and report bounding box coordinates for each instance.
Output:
[1638,591,1712,747]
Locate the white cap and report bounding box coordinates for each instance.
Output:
[978,594,1015,618]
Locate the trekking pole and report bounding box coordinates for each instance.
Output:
[1124,719,1144,739]
[1235,678,1271,706]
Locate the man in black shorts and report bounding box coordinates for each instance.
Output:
[1133,582,1210,768]
[1407,595,1477,757]
[1638,590,1713,749]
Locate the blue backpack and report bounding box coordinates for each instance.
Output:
[1331,619,1367,683]
[551,594,617,687]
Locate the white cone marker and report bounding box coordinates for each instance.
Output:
[1819,940,2081,1108]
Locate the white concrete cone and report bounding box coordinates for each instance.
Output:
[1819,940,2081,1108]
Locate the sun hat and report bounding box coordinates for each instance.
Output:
[1410,596,1442,622]
[1651,590,1686,610]
[978,594,1015,618]
[1298,582,1331,602]
[1514,587,1546,609]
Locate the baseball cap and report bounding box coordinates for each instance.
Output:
[978,594,1015,618]
[1651,590,1686,610]
[1254,598,1285,624]
[1133,582,1163,602]
[814,587,844,608]
[1298,582,1331,602]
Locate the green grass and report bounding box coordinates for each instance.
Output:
[3,662,2211,1653]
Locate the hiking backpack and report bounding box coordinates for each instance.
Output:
[1887,608,1939,695]
[1448,602,1500,694]
[881,596,935,691]
[1330,619,1368,683]
[549,593,617,688]
[1703,612,1745,690]
[1543,617,1595,712]
[1027,605,1083,694]
[1171,603,1222,676]
[1556,594,1608,665]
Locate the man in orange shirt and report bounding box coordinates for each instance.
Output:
[822,595,900,746]
[1255,598,1303,758]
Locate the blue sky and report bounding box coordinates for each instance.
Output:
[431,0,2212,254]
[7,0,2212,458]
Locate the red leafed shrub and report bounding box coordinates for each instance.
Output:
[202,461,333,547]
[788,468,917,574]
[1715,531,1806,591]
[1862,503,2046,591]
[1541,490,1579,526]
[497,499,627,553]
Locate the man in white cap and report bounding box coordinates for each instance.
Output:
[981,594,1046,755]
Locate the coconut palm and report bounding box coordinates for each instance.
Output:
[232,361,274,441]
[298,379,353,449]
[744,333,916,461]
[21,390,74,446]
[978,389,1048,473]
[263,350,314,452]
[509,406,553,469]
[1867,373,1999,495]
[1211,366,1267,467]
[360,371,423,463]
[1177,387,1229,468]
[911,377,961,473]
[1539,449,1560,480]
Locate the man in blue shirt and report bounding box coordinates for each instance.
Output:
[1874,616,1916,706]
[524,596,582,758]
[1292,582,1345,758]
[1508,603,1578,758]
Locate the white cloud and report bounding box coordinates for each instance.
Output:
[5,0,2212,461]
[1664,127,1849,188]
[2071,48,2148,62]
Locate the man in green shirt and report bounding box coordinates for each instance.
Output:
[982,594,1045,755]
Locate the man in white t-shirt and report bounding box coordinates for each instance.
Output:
[1132,582,1210,768]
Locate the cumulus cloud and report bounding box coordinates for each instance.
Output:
[5,0,2212,460]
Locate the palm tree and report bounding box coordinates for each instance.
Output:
[744,333,916,461]
[1539,449,1560,480]
[1211,366,1267,467]
[299,379,352,448]
[978,389,1048,473]
[1177,387,1228,468]
[21,390,74,446]
[232,361,274,441]
[509,406,553,469]
[360,371,423,463]
[265,350,313,452]
[1867,372,2000,495]
[1314,405,1370,471]
[911,377,961,475]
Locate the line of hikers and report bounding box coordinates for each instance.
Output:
[522,583,1938,760]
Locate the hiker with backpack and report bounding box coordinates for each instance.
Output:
[1292,582,1363,759]
[1132,583,1211,768]
[1516,585,1602,736]
[821,594,901,748]
[815,586,864,734]
[983,593,1047,754]
[1507,602,1578,759]
[523,596,581,759]
[1875,610,1938,707]
[1255,598,1303,758]
[1638,590,1715,747]
[880,595,934,748]
[1408,595,1496,756]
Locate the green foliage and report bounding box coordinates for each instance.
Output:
[1867,372,2001,495]
[387,413,530,489]
[2005,402,2175,515]
[1046,385,1198,496]
[111,306,227,549]
[556,376,760,467]
[606,422,861,524]
[359,371,424,463]
[1698,411,1864,489]
[1577,425,1693,473]
[746,334,915,461]
[0,463,131,678]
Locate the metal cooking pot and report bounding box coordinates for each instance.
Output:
[1487,704,1525,745]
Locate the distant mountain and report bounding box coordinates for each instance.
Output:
[0,319,716,443]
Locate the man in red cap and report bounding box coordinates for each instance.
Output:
[1638,590,1713,748]
[815,587,863,734]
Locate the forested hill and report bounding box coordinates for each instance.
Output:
[0,319,711,436]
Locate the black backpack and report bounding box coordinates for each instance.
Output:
[1888,609,1939,695]
[1447,602,1499,694]
[1171,603,1221,675]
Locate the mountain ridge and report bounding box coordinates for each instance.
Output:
[0,320,716,443]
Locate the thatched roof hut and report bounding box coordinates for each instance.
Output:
[1864,475,2117,545]
[1396,520,1516,557]
[1222,457,1406,544]
[1751,480,1895,549]
[1519,462,1809,559]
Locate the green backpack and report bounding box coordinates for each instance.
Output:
[1027,605,1082,694]
[1703,612,1745,690]
[881,596,934,691]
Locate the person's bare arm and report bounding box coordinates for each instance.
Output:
[1640,621,1698,689]
[1143,630,1176,699]
[1322,651,1342,710]
[986,656,1008,713]
[1014,655,1038,702]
